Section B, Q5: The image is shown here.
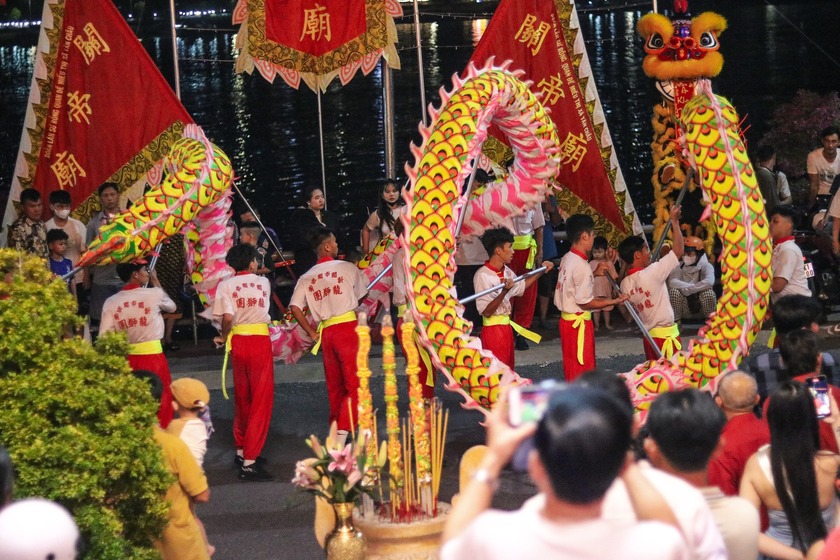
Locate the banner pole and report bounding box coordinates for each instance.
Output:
[168,0,181,99]
[412,0,428,127]
[383,60,396,179]
[317,89,328,209]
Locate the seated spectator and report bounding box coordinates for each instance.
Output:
[645,388,760,559]
[746,295,839,399]
[769,206,812,303]
[740,381,840,559]
[667,236,717,323]
[0,498,81,559]
[441,386,689,560]
[708,371,770,496]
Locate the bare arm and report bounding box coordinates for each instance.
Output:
[580,293,628,310]
[808,173,820,206]
[361,227,371,254]
[192,488,210,503]
[534,225,544,265]
[771,277,789,294]
[521,260,554,291]
[741,460,804,560]
[290,304,319,341]
[670,206,684,260]
[481,278,515,318]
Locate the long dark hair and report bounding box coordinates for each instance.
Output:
[375,179,404,237]
[766,381,828,552]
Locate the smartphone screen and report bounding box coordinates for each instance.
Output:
[806,376,831,419]
[509,381,557,426]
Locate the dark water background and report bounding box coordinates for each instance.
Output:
[1,0,839,248]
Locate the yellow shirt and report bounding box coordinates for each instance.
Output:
[153,428,210,560]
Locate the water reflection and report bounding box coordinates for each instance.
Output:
[1,2,839,247]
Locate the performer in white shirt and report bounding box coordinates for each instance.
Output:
[769,206,811,303]
[474,228,553,368]
[212,244,275,481]
[618,206,684,359]
[290,227,367,440]
[100,261,176,427]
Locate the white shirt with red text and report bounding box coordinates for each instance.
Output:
[100,287,176,343]
[289,259,366,323]
[212,273,271,325]
[620,251,680,330]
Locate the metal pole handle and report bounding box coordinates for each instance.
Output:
[605,275,663,359]
[459,266,548,305]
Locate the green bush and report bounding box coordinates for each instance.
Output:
[0,250,170,559]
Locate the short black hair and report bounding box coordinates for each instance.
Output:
[819,126,839,140]
[779,329,820,378]
[565,214,594,244]
[98,182,119,196]
[574,369,633,415]
[617,235,646,265]
[225,243,259,272]
[593,236,608,252]
[116,262,145,282]
[19,188,40,204]
[756,145,776,163]
[132,369,164,402]
[307,227,335,252]
[646,389,726,472]
[534,386,632,504]
[46,228,69,244]
[49,190,71,205]
[480,227,514,256]
[772,295,822,335]
[769,204,799,228]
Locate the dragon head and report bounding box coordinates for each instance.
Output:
[638,0,727,81]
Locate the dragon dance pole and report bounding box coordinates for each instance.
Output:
[453,159,480,240]
[651,168,694,263]
[412,0,428,127]
[605,275,662,359]
[168,0,181,100]
[316,90,328,209]
[459,266,548,305]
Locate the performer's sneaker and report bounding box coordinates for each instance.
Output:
[514,335,530,351]
[234,454,267,467]
[239,463,274,482]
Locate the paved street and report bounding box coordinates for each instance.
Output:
[169,318,840,559]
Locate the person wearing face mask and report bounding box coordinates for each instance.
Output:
[667,236,717,323]
[46,190,87,287]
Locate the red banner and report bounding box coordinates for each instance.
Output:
[469,0,629,234]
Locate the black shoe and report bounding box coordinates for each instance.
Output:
[234,454,267,467]
[239,462,274,482]
[515,335,529,351]
[164,342,180,352]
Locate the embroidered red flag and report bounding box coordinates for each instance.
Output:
[469,0,640,240]
[4,0,192,227]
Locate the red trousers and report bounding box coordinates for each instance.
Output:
[480,323,515,369]
[128,352,173,428]
[396,318,435,400]
[643,335,682,361]
[510,248,538,328]
[231,334,274,460]
[559,316,595,382]
[322,321,360,432]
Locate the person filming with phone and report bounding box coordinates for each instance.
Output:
[440,386,690,560]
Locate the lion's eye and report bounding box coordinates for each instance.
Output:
[698,32,717,48]
[647,33,665,49]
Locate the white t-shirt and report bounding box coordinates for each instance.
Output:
[554,250,594,313]
[455,236,489,266]
[169,417,208,468]
[45,217,87,282]
[99,287,176,343]
[807,148,840,196]
[289,258,366,323]
[771,239,811,301]
[620,251,680,329]
[474,263,525,317]
[441,507,688,560]
[212,273,272,325]
[511,207,546,236]
[524,463,726,560]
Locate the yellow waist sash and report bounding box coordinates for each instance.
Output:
[512,234,538,269]
[561,311,592,365]
[482,315,542,344]
[648,324,682,358]
[221,323,271,399]
[128,340,162,356]
[311,310,357,355]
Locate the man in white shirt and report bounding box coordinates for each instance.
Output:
[644,388,760,560]
[806,126,840,207]
[769,206,811,303]
[441,385,689,560]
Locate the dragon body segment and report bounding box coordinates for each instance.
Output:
[403,63,560,412]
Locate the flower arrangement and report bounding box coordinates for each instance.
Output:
[293,422,387,504]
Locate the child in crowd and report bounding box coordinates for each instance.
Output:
[618,205,684,360]
[47,228,76,298]
[212,244,274,482]
[167,378,214,557]
[289,227,367,445]
[589,236,617,331]
[474,227,553,369]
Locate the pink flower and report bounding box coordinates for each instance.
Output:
[292,459,319,488]
[327,444,355,475]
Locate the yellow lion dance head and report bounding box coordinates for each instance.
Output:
[638,1,727,81]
